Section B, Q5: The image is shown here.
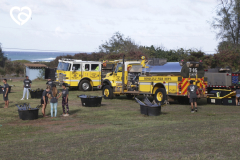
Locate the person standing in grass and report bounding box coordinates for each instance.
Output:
[234,86,240,106]
[21,76,32,100]
[187,80,199,113]
[2,79,9,108]
[61,83,69,116]
[41,85,51,117]
[48,84,61,118]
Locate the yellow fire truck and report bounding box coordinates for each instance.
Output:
[55,59,107,91]
[102,56,208,104]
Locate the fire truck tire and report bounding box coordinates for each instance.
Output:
[126,94,134,99]
[102,85,113,99]
[79,80,92,91]
[154,88,166,104]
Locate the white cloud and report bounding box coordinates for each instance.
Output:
[54,26,71,39]
[0,0,12,13]
[39,0,77,11]
[85,0,148,9]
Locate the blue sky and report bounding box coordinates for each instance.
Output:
[0,0,219,53]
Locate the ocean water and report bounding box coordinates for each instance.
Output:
[3,51,85,62]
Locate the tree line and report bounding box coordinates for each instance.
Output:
[46,31,236,71]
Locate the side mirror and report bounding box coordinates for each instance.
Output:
[112,64,115,73]
[72,67,76,72]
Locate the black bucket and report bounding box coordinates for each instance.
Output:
[30,90,35,98]
[140,105,148,115]
[36,91,43,98]
[18,108,39,120]
[148,106,161,116]
[30,90,43,99]
[80,96,102,107]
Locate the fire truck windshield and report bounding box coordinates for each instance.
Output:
[57,62,70,71]
[115,63,122,73]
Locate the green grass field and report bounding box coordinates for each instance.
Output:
[1,80,240,160]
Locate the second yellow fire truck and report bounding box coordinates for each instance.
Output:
[102,56,208,104]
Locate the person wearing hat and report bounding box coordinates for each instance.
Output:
[187,80,199,113]
[46,78,53,88]
[21,76,32,100]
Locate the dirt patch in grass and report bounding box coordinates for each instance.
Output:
[7,117,107,134]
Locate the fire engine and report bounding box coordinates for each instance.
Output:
[55,58,113,91]
[102,56,207,104]
[205,67,240,105]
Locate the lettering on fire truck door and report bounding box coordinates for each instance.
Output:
[90,64,101,86]
[71,64,81,86]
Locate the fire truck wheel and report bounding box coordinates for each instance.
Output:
[79,80,92,91]
[126,94,134,99]
[154,88,166,104]
[102,85,113,99]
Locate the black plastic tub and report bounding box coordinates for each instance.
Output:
[18,108,39,120]
[30,90,43,99]
[140,105,148,115]
[79,96,102,107]
[30,91,35,98]
[36,91,43,98]
[148,106,161,116]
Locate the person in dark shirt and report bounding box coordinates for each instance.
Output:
[41,85,51,117]
[187,80,199,113]
[48,84,61,117]
[61,83,69,116]
[2,79,9,108]
[21,76,32,100]
[234,86,240,106]
[46,78,53,88]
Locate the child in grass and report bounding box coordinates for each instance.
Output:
[61,83,69,116]
[48,84,61,118]
[41,85,51,117]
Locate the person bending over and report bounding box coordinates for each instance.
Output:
[46,78,53,88]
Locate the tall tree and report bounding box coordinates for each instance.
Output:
[0,43,7,68]
[99,32,140,54]
[211,0,240,44]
